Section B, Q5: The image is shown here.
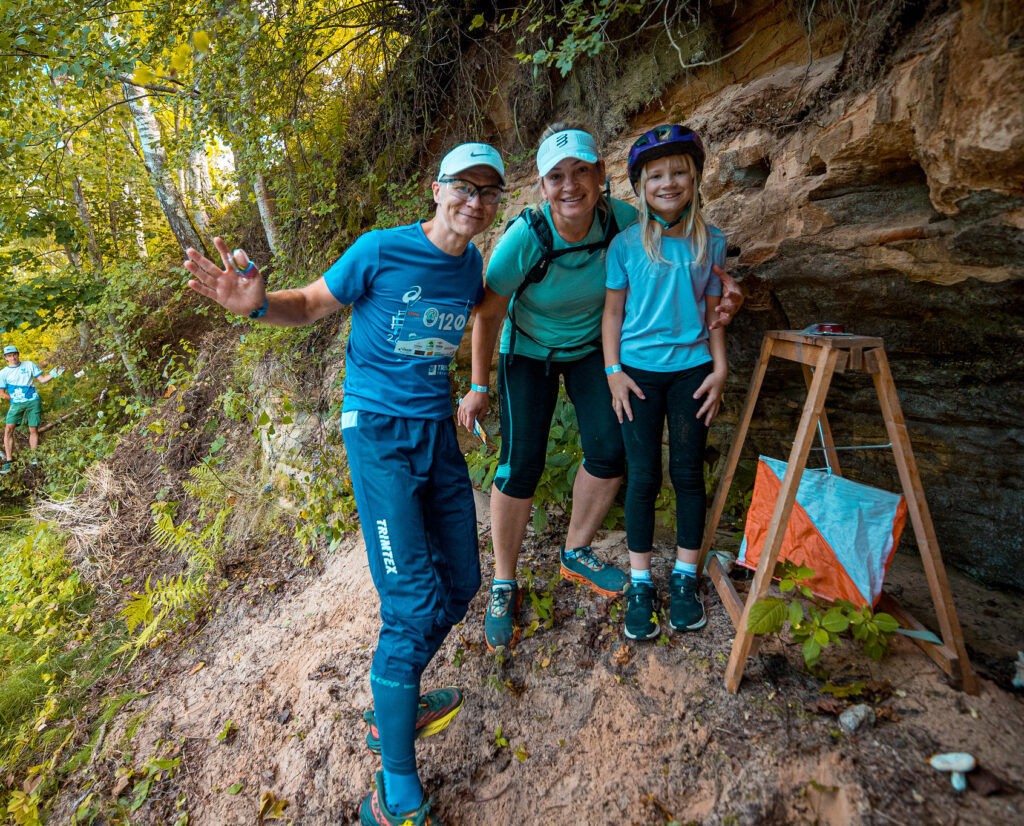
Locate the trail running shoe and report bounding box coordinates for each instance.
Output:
[484,581,521,651]
[0,462,10,475]
[359,770,440,826]
[364,687,464,754]
[669,572,707,631]
[560,546,628,596]
[623,580,660,640]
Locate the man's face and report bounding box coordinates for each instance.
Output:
[3,352,18,367]
[431,165,502,240]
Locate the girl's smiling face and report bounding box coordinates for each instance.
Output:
[643,155,695,221]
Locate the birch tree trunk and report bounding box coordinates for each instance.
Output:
[253,170,281,256]
[186,147,212,236]
[122,82,207,254]
[124,182,149,259]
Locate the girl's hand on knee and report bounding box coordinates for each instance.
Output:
[608,372,644,423]
[694,370,727,426]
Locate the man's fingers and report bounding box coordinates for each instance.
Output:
[187,279,218,300]
[212,237,235,272]
[184,261,220,291]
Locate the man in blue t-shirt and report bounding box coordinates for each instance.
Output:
[184,143,504,826]
[1,345,64,474]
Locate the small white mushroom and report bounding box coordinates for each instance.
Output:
[951,771,967,791]
[928,752,976,773]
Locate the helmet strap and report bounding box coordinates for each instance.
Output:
[650,203,691,231]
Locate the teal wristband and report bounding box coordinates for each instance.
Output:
[248,296,268,319]
[470,383,489,393]
[604,364,622,375]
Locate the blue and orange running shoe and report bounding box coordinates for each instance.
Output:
[560,546,628,596]
[364,687,464,755]
[359,770,440,826]
[484,581,521,651]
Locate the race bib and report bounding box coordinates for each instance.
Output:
[389,286,472,359]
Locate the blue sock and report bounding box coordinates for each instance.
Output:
[493,578,516,589]
[630,568,652,584]
[370,671,422,813]
[381,769,423,815]
[673,560,698,578]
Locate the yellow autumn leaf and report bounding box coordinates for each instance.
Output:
[193,30,211,52]
[171,44,191,72]
[133,65,154,86]
[259,792,288,820]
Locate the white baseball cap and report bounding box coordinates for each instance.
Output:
[438,143,505,185]
[536,129,599,177]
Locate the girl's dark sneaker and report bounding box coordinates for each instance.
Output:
[364,687,464,754]
[359,770,440,825]
[560,546,628,596]
[624,581,660,640]
[484,582,521,650]
[669,572,707,631]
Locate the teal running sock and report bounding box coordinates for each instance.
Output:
[370,670,421,812]
[381,768,423,815]
[630,568,652,585]
[493,578,516,588]
[673,560,698,578]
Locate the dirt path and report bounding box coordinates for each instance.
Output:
[96,498,1023,825]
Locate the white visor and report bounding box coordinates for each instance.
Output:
[438,143,505,184]
[536,130,599,177]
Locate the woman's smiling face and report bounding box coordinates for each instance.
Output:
[540,157,606,225]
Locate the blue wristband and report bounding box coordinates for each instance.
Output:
[248,296,268,319]
[604,364,622,375]
[470,383,489,393]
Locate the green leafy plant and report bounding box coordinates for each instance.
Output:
[746,561,900,672]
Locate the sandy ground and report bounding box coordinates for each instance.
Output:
[84,493,1023,826]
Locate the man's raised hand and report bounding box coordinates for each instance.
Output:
[185,237,265,317]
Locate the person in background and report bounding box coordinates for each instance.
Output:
[184,143,505,826]
[603,125,727,641]
[1,344,63,474]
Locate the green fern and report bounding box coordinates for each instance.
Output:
[118,573,209,658]
[149,500,231,575]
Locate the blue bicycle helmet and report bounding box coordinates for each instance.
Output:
[627,124,705,188]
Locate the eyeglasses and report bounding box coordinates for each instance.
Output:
[439,178,503,205]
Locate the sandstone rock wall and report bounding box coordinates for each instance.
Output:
[473,0,1023,588]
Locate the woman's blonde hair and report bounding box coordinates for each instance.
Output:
[534,121,610,215]
[637,153,708,266]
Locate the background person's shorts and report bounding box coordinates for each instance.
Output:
[6,398,42,427]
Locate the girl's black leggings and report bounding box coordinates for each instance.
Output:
[621,362,712,554]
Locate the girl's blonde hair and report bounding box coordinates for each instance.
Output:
[638,153,708,266]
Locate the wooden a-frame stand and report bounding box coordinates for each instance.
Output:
[698,330,977,694]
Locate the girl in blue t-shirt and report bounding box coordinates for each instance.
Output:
[602,125,728,641]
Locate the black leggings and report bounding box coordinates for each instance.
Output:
[621,362,711,554]
[494,350,625,499]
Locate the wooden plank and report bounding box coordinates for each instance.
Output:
[769,338,847,370]
[708,555,744,628]
[876,594,960,684]
[801,364,842,476]
[770,330,884,350]
[870,350,978,694]
[698,336,773,576]
[724,344,841,692]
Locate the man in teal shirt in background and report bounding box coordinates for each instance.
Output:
[0,345,63,473]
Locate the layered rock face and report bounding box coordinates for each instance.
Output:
[475,1,1022,588]
[653,1,1023,588]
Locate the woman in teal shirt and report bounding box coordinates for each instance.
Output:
[458,124,741,650]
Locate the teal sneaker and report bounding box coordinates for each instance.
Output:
[359,770,440,825]
[623,581,660,640]
[364,687,464,754]
[560,546,627,596]
[669,573,706,631]
[484,582,521,651]
[0,462,10,475]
